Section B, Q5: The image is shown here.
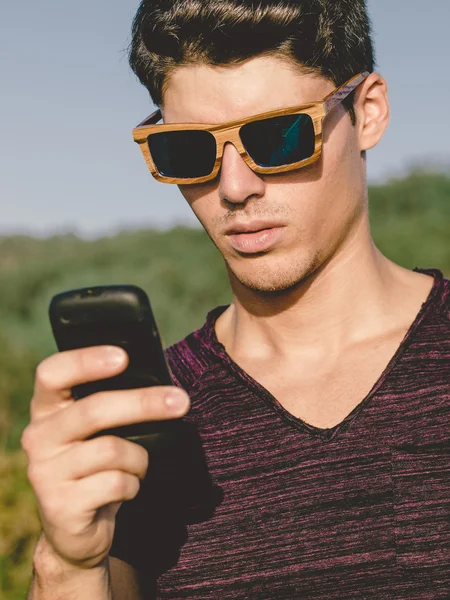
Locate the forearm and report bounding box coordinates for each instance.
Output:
[28,535,113,600]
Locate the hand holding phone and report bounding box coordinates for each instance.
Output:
[21,285,190,572]
[22,341,190,574]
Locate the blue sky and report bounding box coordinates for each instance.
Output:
[2,0,449,236]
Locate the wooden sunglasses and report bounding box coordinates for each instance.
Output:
[132,72,370,185]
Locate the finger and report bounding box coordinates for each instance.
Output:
[34,386,190,448]
[32,347,128,419]
[73,470,142,512]
[55,436,150,482]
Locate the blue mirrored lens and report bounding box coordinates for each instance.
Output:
[240,114,315,168]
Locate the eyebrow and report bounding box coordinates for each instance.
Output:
[134,72,369,129]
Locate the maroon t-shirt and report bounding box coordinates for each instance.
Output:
[110,268,450,599]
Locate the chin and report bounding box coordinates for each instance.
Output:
[226,251,322,295]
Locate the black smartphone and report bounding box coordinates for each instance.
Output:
[49,285,182,449]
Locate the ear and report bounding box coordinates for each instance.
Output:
[355,72,390,152]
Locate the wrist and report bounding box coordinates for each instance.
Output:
[32,534,111,597]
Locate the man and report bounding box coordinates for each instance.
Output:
[24,0,450,598]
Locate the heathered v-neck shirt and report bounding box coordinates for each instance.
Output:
[110,268,450,599]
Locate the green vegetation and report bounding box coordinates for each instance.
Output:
[0,169,449,598]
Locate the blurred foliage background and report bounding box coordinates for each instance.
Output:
[0,169,449,598]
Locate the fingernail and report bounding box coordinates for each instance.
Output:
[103,346,126,366]
[165,389,189,414]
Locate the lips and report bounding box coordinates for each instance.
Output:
[225,222,285,254]
[225,220,284,236]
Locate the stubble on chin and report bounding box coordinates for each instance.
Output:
[225,250,322,296]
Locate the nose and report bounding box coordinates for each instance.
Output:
[218,143,265,205]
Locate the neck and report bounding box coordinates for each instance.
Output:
[217,221,433,363]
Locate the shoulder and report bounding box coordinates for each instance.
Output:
[166,306,229,393]
[431,271,450,323]
[414,268,450,324]
[409,270,450,357]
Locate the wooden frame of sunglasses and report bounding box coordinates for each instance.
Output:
[132,71,370,185]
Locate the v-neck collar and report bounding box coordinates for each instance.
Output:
[201,268,445,442]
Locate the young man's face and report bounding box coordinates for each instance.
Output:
[162,56,375,294]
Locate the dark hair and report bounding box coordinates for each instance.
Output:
[129,0,375,122]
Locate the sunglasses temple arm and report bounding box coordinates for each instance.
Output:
[324,72,370,115]
[135,109,162,128]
